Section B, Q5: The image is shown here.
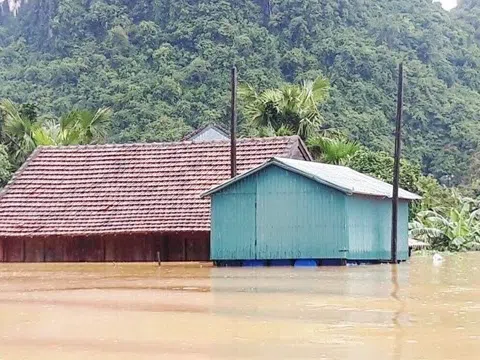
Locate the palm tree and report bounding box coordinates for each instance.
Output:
[0,99,37,163]
[69,108,112,144]
[239,76,329,139]
[307,136,361,164]
[31,120,61,146]
[48,108,112,145]
[1,98,112,160]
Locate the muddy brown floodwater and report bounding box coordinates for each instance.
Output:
[0,254,479,360]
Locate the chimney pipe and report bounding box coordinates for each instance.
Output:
[230,66,237,178]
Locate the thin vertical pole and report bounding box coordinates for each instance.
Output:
[391,63,404,264]
[230,66,237,178]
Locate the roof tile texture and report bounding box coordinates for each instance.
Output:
[0,136,304,236]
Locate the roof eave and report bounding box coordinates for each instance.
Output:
[351,192,422,201]
[0,147,43,199]
[296,136,313,161]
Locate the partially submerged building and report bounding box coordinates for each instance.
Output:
[0,136,311,262]
[202,157,420,265]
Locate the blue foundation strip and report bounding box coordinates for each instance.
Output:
[294,259,318,267]
[242,260,267,267]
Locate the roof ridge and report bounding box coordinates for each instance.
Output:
[37,136,300,150]
[203,157,421,200]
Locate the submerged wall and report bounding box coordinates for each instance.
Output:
[0,231,210,262]
[210,164,411,262]
[346,196,409,261]
[211,166,348,260]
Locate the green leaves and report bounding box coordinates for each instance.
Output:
[0,99,112,179]
[304,76,330,104]
[307,136,360,165]
[1,0,480,186]
[345,149,421,193]
[75,107,113,144]
[0,144,12,187]
[28,108,112,146]
[239,75,330,139]
[410,190,480,251]
[0,99,37,164]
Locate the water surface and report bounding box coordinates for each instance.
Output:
[0,253,479,359]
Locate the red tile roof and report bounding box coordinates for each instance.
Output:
[0,136,310,237]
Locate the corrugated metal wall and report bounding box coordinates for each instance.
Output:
[211,177,257,260]
[255,166,347,259]
[397,201,409,260]
[346,196,408,261]
[210,164,410,262]
[210,166,348,260]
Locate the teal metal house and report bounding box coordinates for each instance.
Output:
[202,157,420,265]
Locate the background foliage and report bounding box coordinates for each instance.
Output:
[346,149,421,194]
[0,0,480,184]
[0,144,11,187]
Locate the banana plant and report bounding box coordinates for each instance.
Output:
[409,192,480,251]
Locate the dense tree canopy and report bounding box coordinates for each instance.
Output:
[346,149,421,194]
[1,0,480,184]
[0,144,11,187]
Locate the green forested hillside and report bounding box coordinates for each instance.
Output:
[1,0,480,183]
[455,0,480,41]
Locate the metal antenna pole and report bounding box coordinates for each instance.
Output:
[230,66,237,178]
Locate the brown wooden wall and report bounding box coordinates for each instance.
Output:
[0,231,210,263]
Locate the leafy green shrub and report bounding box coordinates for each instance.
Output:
[0,145,12,187]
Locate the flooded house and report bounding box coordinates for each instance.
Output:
[0,136,311,263]
[202,157,421,265]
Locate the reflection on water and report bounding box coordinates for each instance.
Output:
[0,254,479,359]
[391,265,405,360]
